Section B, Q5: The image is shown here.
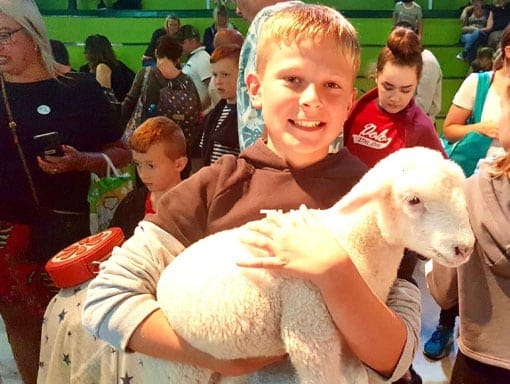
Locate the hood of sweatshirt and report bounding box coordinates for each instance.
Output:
[466,163,510,278]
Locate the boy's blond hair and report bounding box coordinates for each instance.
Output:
[129,116,186,159]
[256,4,360,80]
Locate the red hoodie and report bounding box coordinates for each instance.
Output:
[343,88,446,167]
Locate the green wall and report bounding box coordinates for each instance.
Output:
[38,1,467,131]
[36,0,467,11]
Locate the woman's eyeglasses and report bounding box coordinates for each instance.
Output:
[0,28,24,45]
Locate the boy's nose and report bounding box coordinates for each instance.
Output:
[299,84,322,109]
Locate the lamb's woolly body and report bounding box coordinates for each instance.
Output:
[155,147,475,384]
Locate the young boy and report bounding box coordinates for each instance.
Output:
[83,5,420,381]
[38,116,189,383]
[200,44,241,167]
[109,116,188,237]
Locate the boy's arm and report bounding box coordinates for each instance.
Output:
[316,260,418,380]
[238,213,420,379]
[84,221,283,375]
[83,221,185,350]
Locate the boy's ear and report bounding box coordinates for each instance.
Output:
[246,72,262,110]
[175,156,188,172]
[347,88,357,114]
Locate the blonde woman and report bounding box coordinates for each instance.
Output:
[0,1,129,383]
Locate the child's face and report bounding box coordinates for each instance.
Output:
[132,142,185,194]
[376,61,418,114]
[211,57,239,104]
[247,39,356,168]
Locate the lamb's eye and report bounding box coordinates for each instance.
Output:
[406,196,421,205]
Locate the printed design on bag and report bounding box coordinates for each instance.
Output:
[51,230,113,263]
[158,77,201,142]
[88,157,135,234]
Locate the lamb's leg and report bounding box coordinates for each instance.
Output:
[280,280,343,384]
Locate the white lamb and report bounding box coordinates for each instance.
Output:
[155,146,475,384]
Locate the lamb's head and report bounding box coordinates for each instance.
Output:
[334,147,474,267]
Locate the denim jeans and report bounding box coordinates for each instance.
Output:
[461,29,482,63]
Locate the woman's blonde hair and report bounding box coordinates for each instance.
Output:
[490,153,510,178]
[0,0,58,78]
[256,4,360,81]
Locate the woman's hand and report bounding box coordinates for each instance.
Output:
[475,121,499,139]
[237,205,349,284]
[37,144,87,174]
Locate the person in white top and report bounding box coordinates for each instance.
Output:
[176,25,212,113]
[443,25,510,160]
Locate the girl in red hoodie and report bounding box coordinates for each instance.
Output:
[344,26,445,168]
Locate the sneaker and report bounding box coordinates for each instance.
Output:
[456,52,466,61]
[423,325,454,360]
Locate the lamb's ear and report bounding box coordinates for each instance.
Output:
[333,179,392,215]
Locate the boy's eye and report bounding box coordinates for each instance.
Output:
[284,76,300,84]
[382,84,394,91]
[325,82,341,89]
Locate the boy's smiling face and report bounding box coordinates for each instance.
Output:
[247,39,356,168]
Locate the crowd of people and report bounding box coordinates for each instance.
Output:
[455,0,510,66]
[0,1,508,384]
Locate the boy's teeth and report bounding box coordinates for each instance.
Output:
[294,120,320,127]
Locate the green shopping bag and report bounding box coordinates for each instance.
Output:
[88,154,134,234]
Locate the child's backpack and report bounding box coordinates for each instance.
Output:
[157,74,202,157]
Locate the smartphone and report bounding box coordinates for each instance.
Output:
[33,131,64,157]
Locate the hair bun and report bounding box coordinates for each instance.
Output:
[387,27,421,58]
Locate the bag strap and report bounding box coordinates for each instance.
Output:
[140,66,151,104]
[0,74,41,208]
[101,153,121,177]
[472,71,492,124]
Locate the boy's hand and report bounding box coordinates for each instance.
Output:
[237,205,349,284]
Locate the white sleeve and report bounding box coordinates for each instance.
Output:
[415,52,442,118]
[198,55,212,82]
[82,221,185,350]
[452,72,480,111]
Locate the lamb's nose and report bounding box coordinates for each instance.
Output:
[454,246,472,257]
